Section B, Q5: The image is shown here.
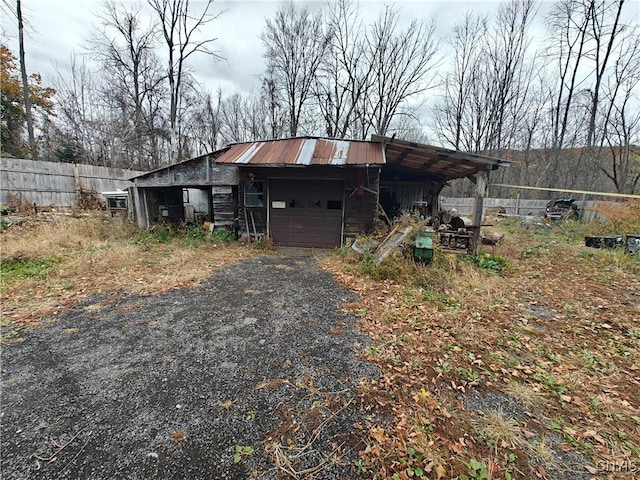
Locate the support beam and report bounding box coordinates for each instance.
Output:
[130,185,148,228]
[470,169,488,254]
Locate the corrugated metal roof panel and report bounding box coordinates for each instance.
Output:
[331,140,350,165]
[215,138,384,166]
[296,139,316,165]
[371,134,510,182]
[234,142,262,164]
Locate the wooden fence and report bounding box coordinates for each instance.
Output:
[1,158,144,208]
[440,196,620,221]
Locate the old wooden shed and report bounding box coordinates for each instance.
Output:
[129,136,508,248]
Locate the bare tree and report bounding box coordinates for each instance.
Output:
[92,0,163,168]
[433,12,487,150]
[260,70,287,140]
[146,0,222,162]
[365,6,441,137]
[595,19,640,193]
[313,0,372,139]
[433,0,536,157]
[261,3,331,137]
[600,92,640,194]
[583,0,628,149]
[484,0,537,154]
[541,0,638,189]
[52,54,103,164]
[220,92,249,144]
[188,89,222,153]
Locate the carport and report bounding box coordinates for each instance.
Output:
[372,135,510,252]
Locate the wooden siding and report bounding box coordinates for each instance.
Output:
[133,159,239,187]
[379,181,438,217]
[212,186,235,227]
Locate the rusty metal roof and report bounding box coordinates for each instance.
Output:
[371,135,509,182]
[215,138,384,166]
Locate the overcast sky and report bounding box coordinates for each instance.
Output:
[0,1,543,93]
[1,1,638,110]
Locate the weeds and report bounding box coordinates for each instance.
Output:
[211,229,235,244]
[322,214,640,479]
[233,445,254,463]
[459,458,488,480]
[465,252,509,273]
[185,225,207,246]
[1,257,59,285]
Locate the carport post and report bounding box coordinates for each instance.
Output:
[470,169,488,254]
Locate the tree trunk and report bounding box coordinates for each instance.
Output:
[17,0,37,159]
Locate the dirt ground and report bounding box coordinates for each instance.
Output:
[1,251,379,479]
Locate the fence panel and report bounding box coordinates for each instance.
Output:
[1,158,144,208]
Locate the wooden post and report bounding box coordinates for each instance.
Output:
[579,193,587,220]
[470,169,488,254]
[515,193,520,216]
[73,164,81,198]
[131,185,148,228]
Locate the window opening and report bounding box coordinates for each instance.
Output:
[245,181,264,207]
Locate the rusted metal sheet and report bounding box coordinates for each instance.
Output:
[215,138,384,166]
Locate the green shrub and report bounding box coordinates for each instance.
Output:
[185,225,207,246]
[210,229,235,244]
[134,224,175,245]
[464,252,509,274]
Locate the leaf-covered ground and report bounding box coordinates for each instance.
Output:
[321,217,640,479]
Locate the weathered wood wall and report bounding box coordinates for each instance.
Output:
[1,158,143,207]
[132,155,238,188]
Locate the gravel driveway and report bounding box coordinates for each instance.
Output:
[1,251,378,479]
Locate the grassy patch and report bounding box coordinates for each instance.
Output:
[1,257,59,284]
[464,251,509,274]
[0,213,260,325]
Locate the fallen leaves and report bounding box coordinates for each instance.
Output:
[171,430,184,445]
[321,223,640,478]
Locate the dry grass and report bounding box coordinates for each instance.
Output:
[3,211,639,477]
[321,216,640,478]
[588,200,640,234]
[475,411,522,451]
[1,213,260,326]
[504,382,545,411]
